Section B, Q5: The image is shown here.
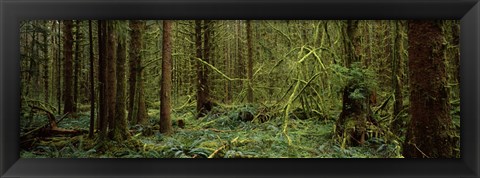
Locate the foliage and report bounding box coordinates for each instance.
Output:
[332,62,378,100]
[21,104,403,158]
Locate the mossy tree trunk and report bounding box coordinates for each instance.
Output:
[160,20,174,134]
[62,20,74,114]
[336,20,372,146]
[195,20,212,118]
[73,20,81,113]
[391,21,405,134]
[97,20,108,140]
[246,20,254,103]
[113,24,130,141]
[106,20,117,138]
[403,20,454,158]
[128,20,147,124]
[88,20,95,139]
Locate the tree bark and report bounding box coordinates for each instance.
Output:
[106,21,117,137]
[391,21,404,134]
[113,24,130,141]
[97,20,108,140]
[403,20,454,158]
[88,20,95,139]
[73,20,81,113]
[345,20,359,68]
[195,20,210,118]
[57,21,62,114]
[128,20,141,123]
[43,20,50,104]
[246,20,254,103]
[160,20,173,134]
[62,20,74,114]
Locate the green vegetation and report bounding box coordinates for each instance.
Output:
[19,20,460,158]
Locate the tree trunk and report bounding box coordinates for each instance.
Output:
[57,21,62,114]
[336,20,371,147]
[195,20,210,118]
[73,20,81,113]
[128,20,140,123]
[113,24,129,141]
[106,21,117,137]
[403,20,454,158]
[160,20,174,134]
[391,21,404,134]
[88,20,95,139]
[246,20,254,103]
[43,20,50,104]
[345,20,359,68]
[97,20,108,141]
[135,67,148,125]
[62,20,74,114]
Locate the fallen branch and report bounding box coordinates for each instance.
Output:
[208,145,226,158]
[374,94,393,114]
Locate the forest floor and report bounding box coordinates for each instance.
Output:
[20,103,411,158]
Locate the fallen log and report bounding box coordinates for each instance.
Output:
[22,105,85,139]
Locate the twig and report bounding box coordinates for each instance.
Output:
[208,145,226,158]
[192,57,246,81]
[412,143,430,158]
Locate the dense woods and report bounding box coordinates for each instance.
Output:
[20,20,460,158]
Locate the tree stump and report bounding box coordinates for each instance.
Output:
[335,84,373,146]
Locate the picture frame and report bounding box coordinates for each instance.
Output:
[1,0,479,177]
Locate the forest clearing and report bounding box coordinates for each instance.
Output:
[20,20,460,158]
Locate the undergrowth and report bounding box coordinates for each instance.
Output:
[21,104,406,158]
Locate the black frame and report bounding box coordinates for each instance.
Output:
[1,0,479,177]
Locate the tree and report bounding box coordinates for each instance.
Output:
[246,20,254,103]
[73,20,82,113]
[56,21,62,114]
[42,20,50,104]
[335,20,374,146]
[106,21,117,137]
[97,20,108,140]
[403,20,454,158]
[88,20,95,138]
[62,20,74,114]
[195,20,211,118]
[128,20,140,123]
[391,21,405,134]
[160,20,173,134]
[128,20,148,124]
[113,21,129,141]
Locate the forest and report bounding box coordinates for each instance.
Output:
[19,20,460,158]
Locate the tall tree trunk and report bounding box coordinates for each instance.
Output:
[128,20,140,123]
[403,20,454,158]
[97,20,108,140]
[57,21,62,114]
[246,20,254,103]
[160,20,174,134]
[135,66,148,125]
[73,20,81,113]
[202,20,210,103]
[195,20,209,118]
[236,20,244,97]
[88,20,95,139]
[43,20,50,104]
[113,25,129,141]
[128,20,148,125]
[391,21,404,134]
[345,20,359,68]
[106,21,117,137]
[63,20,74,114]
